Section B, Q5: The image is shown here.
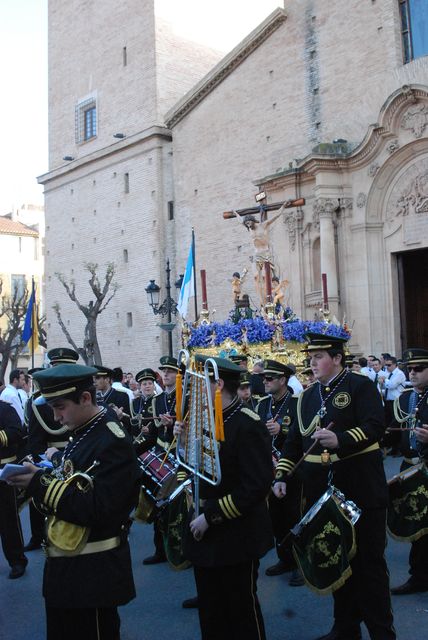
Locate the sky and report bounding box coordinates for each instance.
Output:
[0,0,282,216]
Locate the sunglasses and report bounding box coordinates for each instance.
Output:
[407,365,427,373]
[263,375,279,381]
[385,363,394,367]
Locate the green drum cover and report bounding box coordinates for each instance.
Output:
[293,496,357,595]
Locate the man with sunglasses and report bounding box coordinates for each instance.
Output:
[390,348,428,595]
[256,360,303,584]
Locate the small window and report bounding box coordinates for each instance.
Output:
[18,237,22,252]
[75,96,97,143]
[11,274,26,300]
[400,0,428,63]
[126,312,133,328]
[124,173,129,193]
[123,249,128,263]
[123,46,127,66]
[168,201,174,220]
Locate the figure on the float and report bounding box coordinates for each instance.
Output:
[231,268,248,304]
[234,209,284,305]
[272,276,289,312]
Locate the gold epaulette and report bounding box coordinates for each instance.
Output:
[240,407,260,421]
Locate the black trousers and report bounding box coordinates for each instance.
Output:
[332,508,395,640]
[29,499,46,543]
[409,534,428,584]
[0,481,26,567]
[268,475,302,563]
[46,605,120,640]
[194,560,266,640]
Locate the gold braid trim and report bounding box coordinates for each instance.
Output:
[297,390,320,436]
[393,394,413,425]
[32,402,69,436]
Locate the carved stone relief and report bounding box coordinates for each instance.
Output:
[368,163,379,177]
[401,104,428,139]
[386,139,399,155]
[386,157,428,245]
[356,193,366,208]
[284,208,303,251]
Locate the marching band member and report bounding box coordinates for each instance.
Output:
[273,333,395,640]
[256,359,303,585]
[93,366,131,433]
[0,399,27,578]
[175,356,273,640]
[7,364,141,640]
[131,368,158,454]
[143,355,183,565]
[24,348,79,552]
[390,348,428,595]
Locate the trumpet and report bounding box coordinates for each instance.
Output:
[63,460,100,492]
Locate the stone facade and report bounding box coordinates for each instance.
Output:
[40,0,428,368]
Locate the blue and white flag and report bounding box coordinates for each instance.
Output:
[177,243,195,318]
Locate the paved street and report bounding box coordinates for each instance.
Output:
[1,457,427,640]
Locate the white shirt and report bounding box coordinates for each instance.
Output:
[0,384,25,424]
[381,367,406,401]
[112,381,134,403]
[288,375,304,396]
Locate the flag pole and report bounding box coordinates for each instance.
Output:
[192,228,198,321]
[31,277,35,369]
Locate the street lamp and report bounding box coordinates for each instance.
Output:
[145,259,180,357]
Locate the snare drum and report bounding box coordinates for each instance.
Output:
[135,445,179,523]
[387,462,428,542]
[291,486,361,595]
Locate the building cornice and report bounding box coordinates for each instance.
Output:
[256,84,428,190]
[165,8,287,129]
[37,125,172,186]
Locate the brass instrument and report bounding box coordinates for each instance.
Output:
[63,459,100,492]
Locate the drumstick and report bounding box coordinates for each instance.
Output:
[287,421,335,477]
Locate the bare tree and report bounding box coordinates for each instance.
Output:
[0,279,29,382]
[53,262,118,365]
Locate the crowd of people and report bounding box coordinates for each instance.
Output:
[0,337,427,640]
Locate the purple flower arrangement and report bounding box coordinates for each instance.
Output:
[187,314,350,348]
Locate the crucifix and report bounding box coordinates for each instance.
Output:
[223,195,305,307]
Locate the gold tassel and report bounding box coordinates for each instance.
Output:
[175,371,182,421]
[214,386,224,442]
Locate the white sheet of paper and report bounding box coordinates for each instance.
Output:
[0,464,33,481]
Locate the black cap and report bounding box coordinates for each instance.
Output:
[302,332,348,353]
[47,347,79,365]
[32,364,98,400]
[239,372,252,387]
[159,356,181,372]
[136,368,157,383]
[402,348,428,366]
[93,366,114,378]
[195,354,242,381]
[263,359,294,378]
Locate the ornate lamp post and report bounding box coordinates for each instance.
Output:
[145,259,181,357]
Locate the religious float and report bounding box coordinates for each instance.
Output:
[180,196,351,370]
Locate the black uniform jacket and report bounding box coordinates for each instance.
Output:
[394,387,428,463]
[131,394,157,453]
[97,387,131,433]
[26,409,141,608]
[0,400,24,465]
[256,387,297,452]
[27,393,72,457]
[185,398,274,567]
[276,370,388,509]
[152,389,178,450]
